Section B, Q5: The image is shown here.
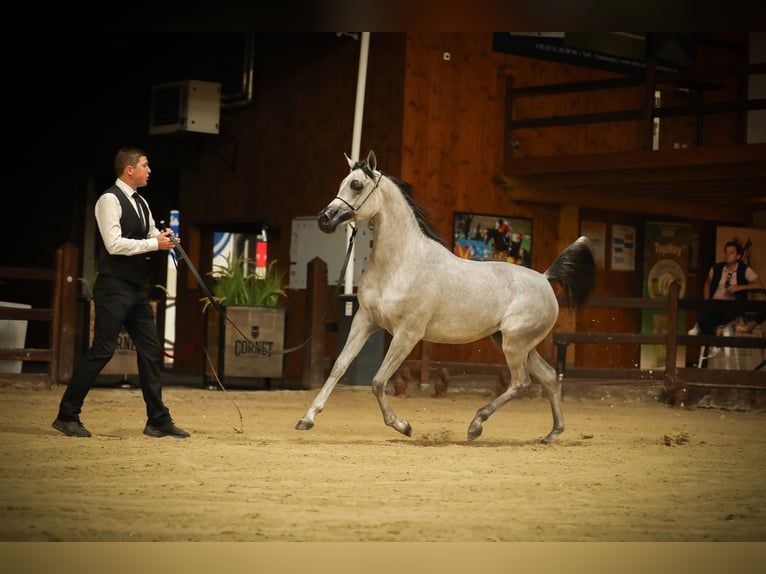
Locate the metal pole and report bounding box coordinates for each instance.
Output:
[345,31,370,296]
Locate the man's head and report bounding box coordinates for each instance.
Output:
[114,147,150,189]
[723,240,743,263]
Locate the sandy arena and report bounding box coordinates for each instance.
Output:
[0,381,764,543]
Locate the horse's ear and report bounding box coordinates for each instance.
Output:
[366,150,377,171]
[345,153,354,170]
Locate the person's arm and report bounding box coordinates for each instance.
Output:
[95,194,159,256]
[145,203,160,239]
[734,272,764,294]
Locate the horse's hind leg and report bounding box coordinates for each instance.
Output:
[527,349,564,444]
[467,356,531,441]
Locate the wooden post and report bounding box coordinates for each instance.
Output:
[48,247,63,387]
[56,241,79,385]
[419,341,432,387]
[553,205,580,366]
[302,257,327,389]
[664,280,680,388]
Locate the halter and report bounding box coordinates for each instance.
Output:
[333,164,383,218]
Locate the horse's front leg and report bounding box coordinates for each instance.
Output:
[370,333,421,437]
[295,314,377,431]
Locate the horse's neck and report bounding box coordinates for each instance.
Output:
[371,184,425,253]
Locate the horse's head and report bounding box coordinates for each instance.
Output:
[318,150,381,233]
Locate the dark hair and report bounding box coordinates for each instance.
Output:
[724,240,743,256]
[114,147,147,177]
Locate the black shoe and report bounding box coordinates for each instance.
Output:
[52,418,91,437]
[143,421,190,439]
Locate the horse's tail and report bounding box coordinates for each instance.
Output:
[544,236,597,310]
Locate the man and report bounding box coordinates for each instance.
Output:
[688,239,764,357]
[52,147,189,438]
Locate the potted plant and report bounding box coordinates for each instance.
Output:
[203,254,288,385]
[203,255,286,310]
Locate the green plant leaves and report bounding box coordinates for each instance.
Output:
[201,253,286,312]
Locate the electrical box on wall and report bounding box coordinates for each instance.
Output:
[149,80,221,135]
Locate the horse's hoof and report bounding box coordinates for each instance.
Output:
[467,423,483,441]
[295,419,314,431]
[394,420,412,437]
[540,431,560,444]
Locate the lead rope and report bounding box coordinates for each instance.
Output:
[163,229,244,432]
[163,223,359,432]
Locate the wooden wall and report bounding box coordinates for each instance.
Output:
[170,32,754,381]
[172,33,407,381]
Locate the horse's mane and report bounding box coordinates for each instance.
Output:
[387,175,446,247]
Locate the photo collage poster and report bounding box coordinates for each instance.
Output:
[453,212,532,267]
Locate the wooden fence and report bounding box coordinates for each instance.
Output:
[552,282,766,405]
[7,252,761,401]
[0,242,79,387]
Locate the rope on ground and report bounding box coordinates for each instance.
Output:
[162,333,202,359]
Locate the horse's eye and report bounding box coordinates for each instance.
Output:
[350,180,363,192]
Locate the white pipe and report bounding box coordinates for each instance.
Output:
[345,32,370,296]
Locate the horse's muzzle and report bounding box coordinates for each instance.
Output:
[318,206,354,233]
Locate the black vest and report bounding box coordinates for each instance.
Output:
[96,186,149,286]
[709,261,750,301]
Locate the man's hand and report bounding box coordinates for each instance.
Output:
[157,229,179,251]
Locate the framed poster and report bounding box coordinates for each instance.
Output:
[611,224,636,271]
[453,211,532,267]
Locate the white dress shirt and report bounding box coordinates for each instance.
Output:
[95,179,160,256]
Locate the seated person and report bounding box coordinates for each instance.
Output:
[688,240,764,353]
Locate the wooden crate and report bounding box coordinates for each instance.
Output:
[206,305,286,382]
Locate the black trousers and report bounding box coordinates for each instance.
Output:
[696,309,740,335]
[57,274,171,426]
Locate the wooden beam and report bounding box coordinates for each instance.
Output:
[504,143,766,176]
[502,180,751,223]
